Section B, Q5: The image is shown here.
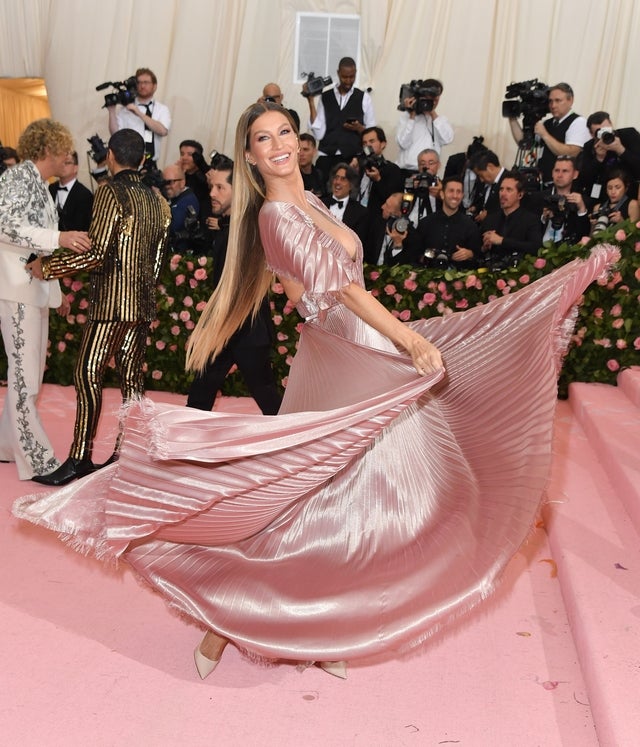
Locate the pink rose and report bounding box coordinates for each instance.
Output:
[182,296,193,307]
[455,298,469,309]
[175,274,185,286]
[384,284,397,295]
[634,268,640,282]
[189,279,197,289]
[179,310,191,322]
[371,289,379,297]
[273,314,283,326]
[196,301,206,312]
[65,333,74,340]
[611,318,624,329]
[186,261,194,271]
[594,338,612,348]
[76,313,87,324]
[198,256,207,266]
[394,293,402,303]
[633,337,640,350]
[453,280,464,291]
[610,304,622,317]
[403,278,418,291]
[277,332,288,341]
[78,298,89,309]
[170,325,180,336]
[194,268,207,281]
[62,277,72,288]
[593,308,604,318]
[281,376,289,387]
[391,309,400,318]
[155,340,166,350]
[57,341,66,352]
[295,323,304,334]
[422,292,436,305]
[519,274,530,284]
[496,278,506,290]
[169,344,177,352]
[165,296,174,306]
[614,229,627,241]
[465,274,477,289]
[606,359,620,372]
[277,345,288,354]
[616,339,627,349]
[399,309,411,321]
[152,370,163,380]
[580,236,590,246]
[533,258,547,269]
[185,320,195,330]
[635,241,640,253]
[272,282,284,294]
[71,280,84,292]
[369,270,380,281]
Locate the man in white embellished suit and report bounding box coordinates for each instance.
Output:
[0,119,90,479]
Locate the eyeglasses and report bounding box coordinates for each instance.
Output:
[164,178,184,184]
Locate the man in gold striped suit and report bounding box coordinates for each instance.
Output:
[29,129,171,486]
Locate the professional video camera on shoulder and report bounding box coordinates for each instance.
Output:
[501,78,549,147]
[87,134,108,165]
[96,76,138,108]
[301,72,333,98]
[397,79,442,115]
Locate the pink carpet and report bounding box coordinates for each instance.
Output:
[1,373,639,746]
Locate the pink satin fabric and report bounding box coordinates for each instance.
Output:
[14,194,619,662]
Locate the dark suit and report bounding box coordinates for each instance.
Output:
[364,215,422,266]
[49,179,93,231]
[481,206,542,267]
[473,168,506,221]
[322,196,370,247]
[186,218,282,415]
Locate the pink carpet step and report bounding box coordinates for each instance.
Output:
[544,399,640,747]
[568,376,640,534]
[617,366,640,410]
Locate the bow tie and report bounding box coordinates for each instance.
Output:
[330,198,344,208]
[58,185,68,191]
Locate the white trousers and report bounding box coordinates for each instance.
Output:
[0,300,60,479]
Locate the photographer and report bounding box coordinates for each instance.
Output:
[580,112,640,207]
[528,156,589,245]
[258,82,300,131]
[416,176,481,270]
[305,57,376,186]
[404,149,443,227]
[395,78,453,180]
[357,127,403,214]
[107,67,171,167]
[508,82,589,185]
[364,192,422,267]
[162,163,204,254]
[444,135,489,210]
[590,168,640,236]
[468,150,506,225]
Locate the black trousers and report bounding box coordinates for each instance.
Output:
[186,341,282,415]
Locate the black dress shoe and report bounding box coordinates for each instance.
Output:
[32,457,96,486]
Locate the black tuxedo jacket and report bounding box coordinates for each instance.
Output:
[49,180,94,231]
[322,196,370,247]
[364,215,422,266]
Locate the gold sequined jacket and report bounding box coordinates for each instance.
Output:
[42,171,171,322]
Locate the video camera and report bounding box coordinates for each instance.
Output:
[501,78,549,149]
[301,72,333,98]
[397,80,441,115]
[96,76,138,108]
[87,134,108,165]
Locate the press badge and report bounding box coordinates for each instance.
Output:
[590,183,602,200]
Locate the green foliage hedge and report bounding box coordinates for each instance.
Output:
[1,220,638,399]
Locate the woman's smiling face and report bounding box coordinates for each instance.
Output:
[246,110,298,181]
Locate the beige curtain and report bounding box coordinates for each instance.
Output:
[1,0,638,177]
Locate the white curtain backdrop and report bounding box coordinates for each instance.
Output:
[1,0,639,178]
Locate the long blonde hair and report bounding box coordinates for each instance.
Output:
[185,102,298,372]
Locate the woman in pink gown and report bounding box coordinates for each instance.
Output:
[14,103,618,679]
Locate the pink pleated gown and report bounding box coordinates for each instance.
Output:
[13,193,619,663]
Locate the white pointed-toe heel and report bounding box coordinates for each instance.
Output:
[318,660,348,679]
[194,646,220,679]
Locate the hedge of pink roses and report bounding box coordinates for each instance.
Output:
[1,220,637,398]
